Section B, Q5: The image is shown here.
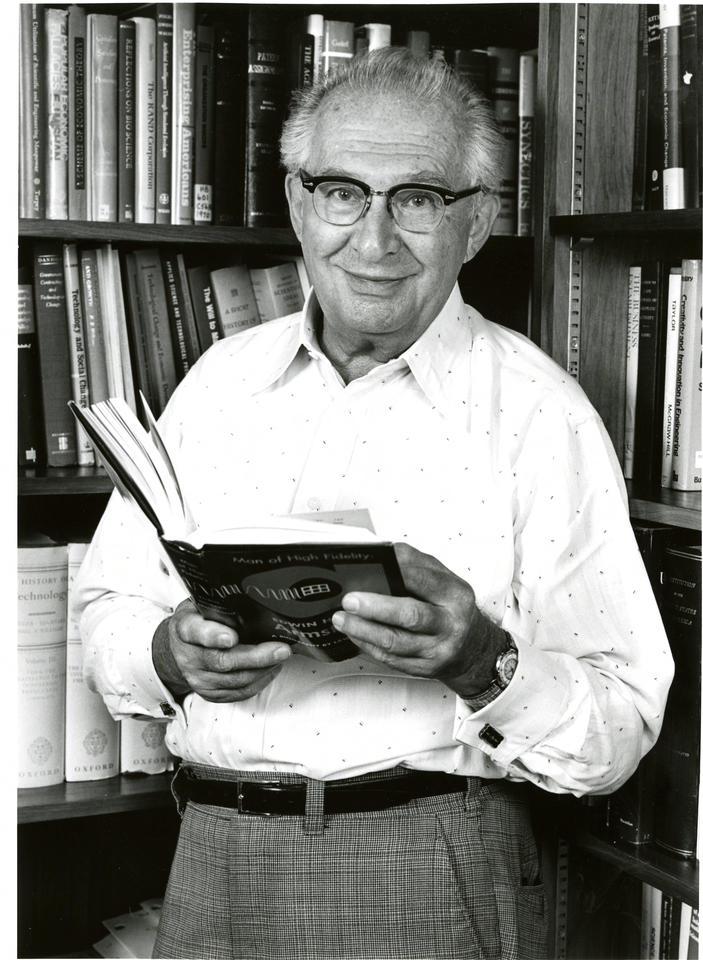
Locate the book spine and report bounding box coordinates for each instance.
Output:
[133,248,179,415]
[607,754,656,844]
[175,254,202,366]
[680,5,701,208]
[121,251,157,415]
[161,251,191,379]
[287,26,315,91]
[660,3,685,208]
[119,717,172,774]
[487,46,519,236]
[194,23,215,224]
[96,244,126,400]
[17,543,68,788]
[187,263,223,351]
[65,541,120,782]
[88,14,118,222]
[321,20,354,77]
[67,5,86,221]
[245,10,287,228]
[18,277,44,467]
[117,19,136,223]
[517,52,536,237]
[209,265,261,337]
[624,264,642,479]
[44,8,69,221]
[660,265,683,487]
[62,243,94,466]
[632,6,650,211]
[171,3,196,225]
[79,247,109,404]
[109,249,137,413]
[641,883,663,958]
[249,268,277,323]
[451,49,490,99]
[631,518,675,608]
[671,258,702,490]
[32,243,78,466]
[155,4,173,224]
[250,263,304,322]
[213,20,244,225]
[19,4,45,218]
[646,10,664,210]
[132,17,156,224]
[632,261,668,491]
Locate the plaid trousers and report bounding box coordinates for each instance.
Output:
[153,765,548,960]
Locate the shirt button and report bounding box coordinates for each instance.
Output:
[307,497,322,511]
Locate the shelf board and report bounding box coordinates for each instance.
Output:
[549,208,702,239]
[19,218,301,248]
[627,483,701,530]
[19,466,114,496]
[18,772,174,824]
[564,830,699,906]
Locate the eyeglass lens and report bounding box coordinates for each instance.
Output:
[312,181,445,232]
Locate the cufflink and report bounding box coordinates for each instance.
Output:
[479,724,504,748]
[160,701,176,717]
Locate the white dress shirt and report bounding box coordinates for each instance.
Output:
[75,283,673,795]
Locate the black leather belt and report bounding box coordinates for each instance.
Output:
[174,766,469,816]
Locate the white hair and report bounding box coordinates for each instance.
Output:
[280,47,505,194]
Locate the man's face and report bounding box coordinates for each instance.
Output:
[286,90,493,354]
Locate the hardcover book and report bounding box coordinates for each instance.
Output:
[193,22,215,224]
[632,5,650,211]
[671,258,702,491]
[624,264,642,479]
[80,247,110,405]
[187,262,223,350]
[119,717,172,775]
[117,19,136,223]
[660,2,685,209]
[86,13,118,222]
[646,9,664,210]
[62,243,94,466]
[18,272,43,468]
[160,251,200,377]
[171,3,196,224]
[321,20,354,77]
[680,4,701,208]
[131,17,157,224]
[45,8,69,221]
[68,396,405,662]
[209,263,260,337]
[660,264,683,487]
[212,19,244,225]
[132,247,179,414]
[451,48,490,99]
[67,4,87,221]
[517,50,537,237]
[487,46,519,235]
[155,3,173,224]
[19,4,45,219]
[249,262,305,323]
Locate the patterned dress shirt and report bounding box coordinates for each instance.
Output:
[74,283,673,794]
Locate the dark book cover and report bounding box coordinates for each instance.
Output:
[160,251,200,377]
[193,22,215,224]
[486,46,519,235]
[646,9,664,210]
[117,19,136,223]
[132,247,178,415]
[67,4,86,221]
[32,244,77,466]
[632,261,669,492]
[18,272,45,467]
[451,48,490,98]
[680,4,701,208]
[607,753,656,844]
[245,8,287,228]
[120,251,157,416]
[654,541,701,859]
[632,5,649,211]
[155,3,173,224]
[660,5,684,208]
[631,518,677,608]
[187,262,223,351]
[287,23,315,93]
[213,19,244,225]
[79,247,109,404]
[19,4,45,218]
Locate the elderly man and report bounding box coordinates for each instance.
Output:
[75,49,672,960]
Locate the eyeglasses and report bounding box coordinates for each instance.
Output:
[298,170,482,234]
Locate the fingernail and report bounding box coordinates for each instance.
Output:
[274,647,291,662]
[343,594,360,612]
[332,612,345,630]
[217,633,234,647]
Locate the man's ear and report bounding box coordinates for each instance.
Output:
[285,174,304,242]
[463,192,501,264]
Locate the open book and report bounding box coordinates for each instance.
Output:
[68,397,404,661]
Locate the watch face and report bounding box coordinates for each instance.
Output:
[496,647,518,687]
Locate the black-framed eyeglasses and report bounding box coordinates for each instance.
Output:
[298,170,482,234]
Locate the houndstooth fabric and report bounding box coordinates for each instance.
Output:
[153,765,548,960]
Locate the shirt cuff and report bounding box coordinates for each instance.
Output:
[453,640,571,767]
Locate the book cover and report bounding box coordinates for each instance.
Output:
[607,754,656,845]
[631,517,677,609]
[249,262,304,323]
[32,242,78,466]
[121,251,157,415]
[517,51,537,237]
[209,264,260,337]
[132,247,179,415]
[245,9,287,227]
[96,244,127,402]
[131,17,156,224]
[321,20,355,77]
[487,46,519,236]
[86,13,118,222]
[671,259,702,490]
[287,21,316,92]
[18,273,44,468]
[654,541,701,859]
[155,3,173,224]
[624,264,642,479]
[187,262,223,350]
[119,717,172,775]
[19,4,45,219]
[62,243,94,466]
[680,4,701,208]
[646,10,664,210]
[117,19,136,223]
[213,18,244,226]
[451,49,490,99]
[354,23,391,57]
[79,247,109,404]
[17,538,68,788]
[171,3,196,224]
[68,397,407,663]
[632,5,650,211]
[65,541,120,782]
[67,4,87,221]
[160,251,200,378]
[44,7,69,221]
[193,22,215,224]
[660,3,685,209]
[660,264,683,487]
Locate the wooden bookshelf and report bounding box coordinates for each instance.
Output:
[18,773,174,824]
[549,208,702,240]
[628,484,702,530]
[19,465,114,496]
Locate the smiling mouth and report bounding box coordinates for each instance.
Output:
[344,271,407,284]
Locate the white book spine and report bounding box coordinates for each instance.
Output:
[119,716,172,774]
[671,259,702,490]
[65,542,121,781]
[131,17,156,224]
[45,8,69,220]
[660,266,682,487]
[96,244,126,400]
[624,265,642,479]
[63,243,95,466]
[17,544,68,787]
[171,4,196,225]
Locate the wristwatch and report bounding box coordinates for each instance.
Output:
[462,632,518,711]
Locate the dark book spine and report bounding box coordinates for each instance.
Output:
[18,275,45,467]
[118,19,136,223]
[19,4,45,218]
[487,46,519,235]
[680,4,701,208]
[654,542,701,859]
[287,28,315,92]
[213,20,244,225]
[160,251,192,378]
[132,248,178,415]
[607,755,656,844]
[632,261,668,491]
[245,9,287,228]
[194,22,215,224]
[632,5,649,211]
[32,243,77,466]
[79,247,109,404]
[155,3,173,224]
[120,251,156,416]
[67,5,86,221]
[451,49,490,98]
[661,4,685,208]
[631,518,676,607]
[646,10,664,210]
[187,263,223,351]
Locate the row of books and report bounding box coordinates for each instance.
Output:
[18,3,538,236]
[586,523,700,863]
[18,243,309,469]
[640,886,698,959]
[624,258,701,492]
[18,537,174,787]
[632,4,701,211]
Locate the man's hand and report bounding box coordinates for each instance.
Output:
[331,543,508,699]
[152,599,292,702]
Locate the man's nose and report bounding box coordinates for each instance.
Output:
[351,193,402,258]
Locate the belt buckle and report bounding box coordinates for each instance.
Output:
[237,779,291,817]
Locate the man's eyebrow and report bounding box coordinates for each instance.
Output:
[314,168,452,187]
